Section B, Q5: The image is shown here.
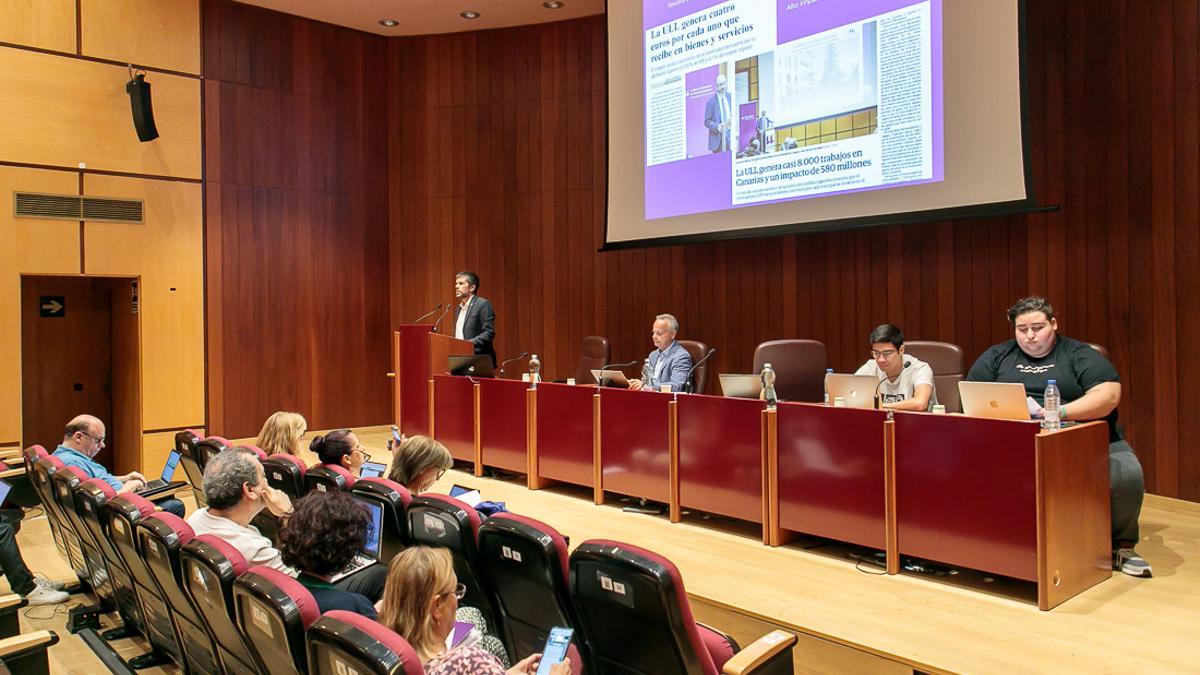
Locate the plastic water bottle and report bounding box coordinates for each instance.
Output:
[528,354,541,388]
[641,358,653,388]
[762,363,777,409]
[823,368,834,405]
[1042,379,1060,430]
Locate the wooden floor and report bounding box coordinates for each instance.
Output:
[12,426,1199,674]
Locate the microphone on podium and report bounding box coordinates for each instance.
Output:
[497,352,530,378]
[874,360,911,409]
[412,303,442,323]
[683,348,716,394]
[431,303,453,334]
[598,360,638,388]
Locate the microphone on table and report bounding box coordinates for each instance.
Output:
[431,303,453,334]
[412,303,442,323]
[598,360,638,388]
[683,348,717,394]
[875,360,911,409]
[497,352,529,378]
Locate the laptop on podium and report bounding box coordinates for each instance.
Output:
[958,381,1032,420]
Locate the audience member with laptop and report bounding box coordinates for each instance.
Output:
[965,295,1149,577]
[280,491,380,618]
[52,414,185,517]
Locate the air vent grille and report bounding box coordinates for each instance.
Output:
[14,192,144,223]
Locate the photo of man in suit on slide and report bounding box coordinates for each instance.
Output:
[705,73,733,153]
[453,271,496,366]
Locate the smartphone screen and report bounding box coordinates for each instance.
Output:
[390,426,403,444]
[534,627,573,675]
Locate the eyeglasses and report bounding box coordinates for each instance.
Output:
[79,431,106,445]
[441,583,466,600]
[435,468,447,481]
[869,349,897,359]
[357,447,372,462]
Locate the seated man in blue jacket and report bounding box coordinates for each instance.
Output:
[52,414,186,517]
[629,313,693,392]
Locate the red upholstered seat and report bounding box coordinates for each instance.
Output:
[182,534,258,673]
[407,494,498,636]
[239,444,268,460]
[351,477,414,557]
[263,453,309,499]
[75,477,144,636]
[234,565,321,674]
[307,610,425,675]
[305,463,357,493]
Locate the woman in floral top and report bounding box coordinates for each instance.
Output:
[378,547,572,675]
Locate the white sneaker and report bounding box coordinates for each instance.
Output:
[23,585,69,606]
[34,576,66,591]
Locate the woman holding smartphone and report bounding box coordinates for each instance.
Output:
[378,546,572,675]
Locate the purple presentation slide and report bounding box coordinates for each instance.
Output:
[642,0,943,221]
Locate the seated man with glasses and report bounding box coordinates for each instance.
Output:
[853,324,938,411]
[189,448,388,603]
[52,414,186,517]
[628,313,692,392]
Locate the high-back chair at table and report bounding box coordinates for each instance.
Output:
[902,341,965,413]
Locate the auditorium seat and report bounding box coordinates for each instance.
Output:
[32,456,86,579]
[305,464,357,493]
[25,447,69,563]
[306,610,424,675]
[569,540,797,675]
[74,479,143,639]
[477,513,585,666]
[677,339,712,394]
[233,566,321,675]
[573,336,611,385]
[902,341,965,413]
[0,629,59,675]
[350,477,413,560]
[406,494,499,632]
[195,436,233,471]
[181,534,260,674]
[49,466,106,596]
[106,494,184,669]
[136,513,221,674]
[1088,342,1111,360]
[263,453,308,498]
[753,339,827,403]
[239,444,268,460]
[174,429,207,507]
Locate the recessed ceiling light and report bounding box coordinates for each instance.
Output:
[379,18,398,27]
[543,1,564,8]
[460,10,481,19]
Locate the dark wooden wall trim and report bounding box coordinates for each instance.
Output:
[386,6,1199,501]
[203,0,390,439]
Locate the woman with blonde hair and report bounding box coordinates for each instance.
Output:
[387,435,454,494]
[255,411,307,456]
[379,547,571,675]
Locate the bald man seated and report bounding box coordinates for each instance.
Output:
[52,414,186,518]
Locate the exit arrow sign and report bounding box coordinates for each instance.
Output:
[40,296,65,318]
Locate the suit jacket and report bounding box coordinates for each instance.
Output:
[646,341,693,392]
[704,92,732,152]
[454,296,496,363]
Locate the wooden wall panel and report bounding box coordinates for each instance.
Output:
[83,174,205,431]
[0,0,75,53]
[81,0,201,74]
[0,47,201,178]
[0,166,81,445]
[386,7,1200,502]
[202,0,391,439]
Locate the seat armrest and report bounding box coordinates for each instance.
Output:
[0,468,24,480]
[0,596,25,612]
[0,630,59,658]
[721,630,797,675]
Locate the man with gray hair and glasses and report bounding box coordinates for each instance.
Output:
[628,313,693,392]
[187,447,387,601]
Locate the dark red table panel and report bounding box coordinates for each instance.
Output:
[432,375,475,463]
[535,382,595,487]
[479,378,529,472]
[599,388,671,503]
[893,412,1040,581]
[397,325,432,436]
[678,393,764,522]
[776,403,887,549]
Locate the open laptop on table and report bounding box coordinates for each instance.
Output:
[824,374,879,409]
[449,355,494,377]
[958,381,1032,420]
[590,369,630,387]
[719,374,762,399]
[330,499,384,583]
[137,449,189,497]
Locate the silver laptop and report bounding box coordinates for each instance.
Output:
[958,381,1032,420]
[590,369,630,387]
[719,374,762,398]
[824,374,879,409]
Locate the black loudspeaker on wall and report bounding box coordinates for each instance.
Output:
[125,71,159,142]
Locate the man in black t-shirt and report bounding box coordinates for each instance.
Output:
[967,296,1150,577]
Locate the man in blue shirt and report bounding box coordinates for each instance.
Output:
[53,415,185,517]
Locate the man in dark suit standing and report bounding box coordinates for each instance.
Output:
[453,271,496,365]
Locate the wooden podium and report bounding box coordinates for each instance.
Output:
[392,325,474,435]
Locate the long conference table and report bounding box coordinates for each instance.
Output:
[393,326,1112,611]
